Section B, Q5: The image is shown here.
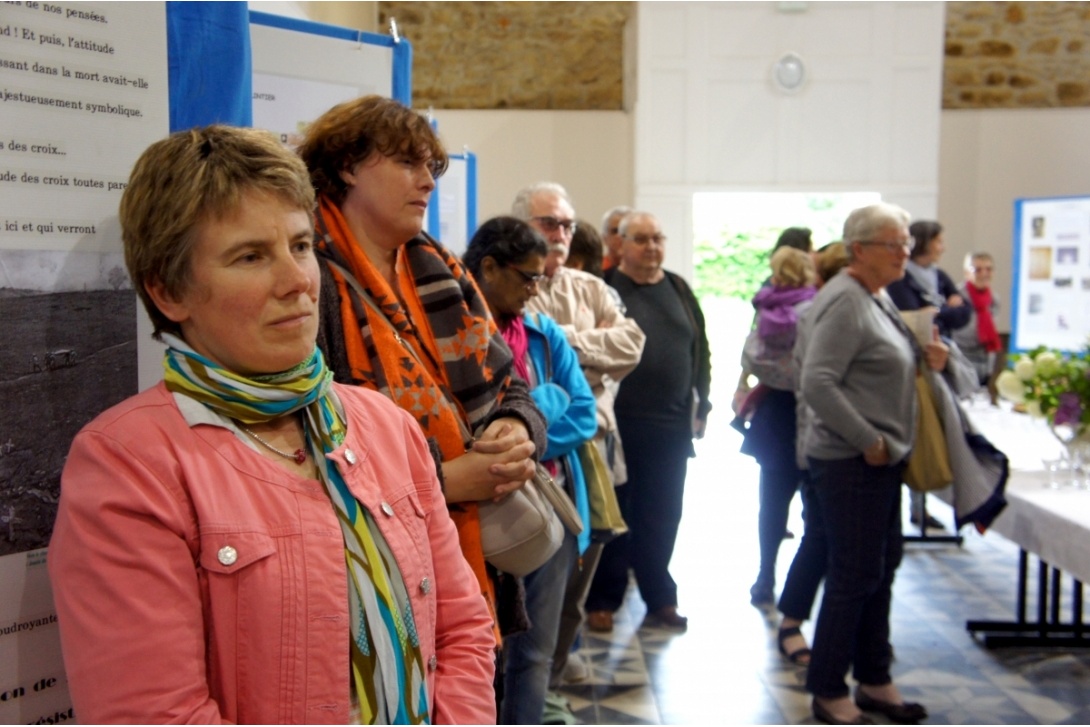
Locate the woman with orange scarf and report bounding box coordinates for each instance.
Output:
[301,96,547,644]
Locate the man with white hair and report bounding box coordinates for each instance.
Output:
[600,205,632,271]
[512,182,645,679]
[589,210,712,633]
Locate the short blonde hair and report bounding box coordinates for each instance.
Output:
[299,95,448,205]
[770,246,816,288]
[119,125,315,340]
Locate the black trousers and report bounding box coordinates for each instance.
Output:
[805,456,904,699]
[754,463,804,589]
[586,417,693,613]
[777,475,827,621]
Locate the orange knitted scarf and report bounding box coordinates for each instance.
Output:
[316,197,513,641]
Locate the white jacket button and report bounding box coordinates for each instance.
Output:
[217,546,238,566]
[345,448,358,464]
[428,655,438,671]
[381,502,394,516]
[420,577,431,594]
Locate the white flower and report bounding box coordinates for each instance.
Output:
[1013,357,1037,382]
[1034,351,1061,378]
[996,369,1025,403]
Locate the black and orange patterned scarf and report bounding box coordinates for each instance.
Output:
[315,196,513,640]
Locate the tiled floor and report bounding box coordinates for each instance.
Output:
[554,421,1090,725]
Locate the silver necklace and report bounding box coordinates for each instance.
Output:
[240,425,308,465]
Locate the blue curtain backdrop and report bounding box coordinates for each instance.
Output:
[166,1,252,131]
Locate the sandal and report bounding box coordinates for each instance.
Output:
[777,625,812,666]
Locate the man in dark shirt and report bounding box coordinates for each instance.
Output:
[587,211,712,631]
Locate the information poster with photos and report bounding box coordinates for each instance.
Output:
[0,2,169,723]
[1011,195,1090,352]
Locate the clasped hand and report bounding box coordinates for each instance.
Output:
[442,417,536,504]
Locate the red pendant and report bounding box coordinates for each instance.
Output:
[293,449,307,465]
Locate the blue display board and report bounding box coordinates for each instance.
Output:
[427,153,479,256]
[1011,195,1090,353]
[166,5,410,133]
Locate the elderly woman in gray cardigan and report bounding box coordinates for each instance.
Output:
[798,203,948,726]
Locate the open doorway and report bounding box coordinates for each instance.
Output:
[680,191,883,636]
[690,190,882,395]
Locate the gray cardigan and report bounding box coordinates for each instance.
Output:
[797,271,917,464]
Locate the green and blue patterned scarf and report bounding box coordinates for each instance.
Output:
[162,334,430,724]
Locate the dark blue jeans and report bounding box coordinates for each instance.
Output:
[754,463,804,591]
[805,456,904,700]
[777,475,826,621]
[501,531,578,724]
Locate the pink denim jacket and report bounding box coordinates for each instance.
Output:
[48,382,496,724]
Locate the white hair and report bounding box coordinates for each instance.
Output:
[842,202,911,261]
[511,182,572,219]
[600,205,633,235]
[617,210,656,237]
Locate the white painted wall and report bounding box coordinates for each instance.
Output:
[633,1,946,280]
[430,110,634,230]
[279,1,1090,335]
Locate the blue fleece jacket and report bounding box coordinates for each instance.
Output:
[524,312,597,553]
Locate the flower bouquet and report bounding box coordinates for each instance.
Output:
[996,343,1090,445]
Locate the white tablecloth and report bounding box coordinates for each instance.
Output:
[963,399,1090,583]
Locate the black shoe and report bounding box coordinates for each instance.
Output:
[750,579,774,607]
[642,605,688,632]
[854,690,928,723]
[812,698,875,725]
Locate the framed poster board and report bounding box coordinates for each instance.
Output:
[427,152,478,256]
[1011,195,1090,353]
[249,11,411,145]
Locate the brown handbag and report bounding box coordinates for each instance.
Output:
[904,366,954,492]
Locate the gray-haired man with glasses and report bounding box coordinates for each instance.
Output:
[511,181,646,689]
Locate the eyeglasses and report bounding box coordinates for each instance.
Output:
[607,227,620,235]
[857,238,913,253]
[626,233,667,245]
[531,216,577,235]
[505,264,546,290]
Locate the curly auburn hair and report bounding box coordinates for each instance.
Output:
[297,95,449,205]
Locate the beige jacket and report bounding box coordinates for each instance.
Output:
[527,266,645,480]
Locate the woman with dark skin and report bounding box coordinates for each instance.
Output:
[464,216,597,724]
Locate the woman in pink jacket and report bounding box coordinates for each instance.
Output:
[47,125,497,724]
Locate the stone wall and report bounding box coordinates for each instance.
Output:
[377,1,630,109]
[368,1,1090,111]
[945,1,1090,108]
